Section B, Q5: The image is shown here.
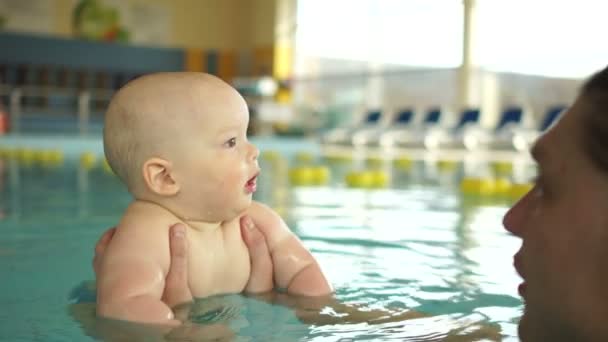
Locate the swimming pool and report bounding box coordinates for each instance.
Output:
[0,148,524,341]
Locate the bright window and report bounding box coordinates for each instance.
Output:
[295,0,463,71]
[477,0,608,78]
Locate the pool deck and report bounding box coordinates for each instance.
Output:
[0,133,532,164]
[0,134,322,159]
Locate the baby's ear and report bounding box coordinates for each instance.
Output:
[142,158,180,196]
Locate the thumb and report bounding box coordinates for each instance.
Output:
[93,227,116,275]
[240,215,274,293]
[163,223,193,308]
[240,216,267,253]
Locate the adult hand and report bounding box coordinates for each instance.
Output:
[93,216,275,304]
[93,227,116,276]
[240,215,274,293]
[161,223,193,309]
[92,224,193,311]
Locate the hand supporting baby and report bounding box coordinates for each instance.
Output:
[93,215,276,319]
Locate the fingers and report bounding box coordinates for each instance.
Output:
[163,223,193,308]
[241,215,274,293]
[93,227,117,275]
[95,227,116,256]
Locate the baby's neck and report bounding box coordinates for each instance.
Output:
[133,199,224,232]
[183,219,223,232]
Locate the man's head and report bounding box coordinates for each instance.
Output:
[504,65,608,341]
[104,72,259,222]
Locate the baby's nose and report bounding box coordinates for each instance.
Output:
[249,144,259,161]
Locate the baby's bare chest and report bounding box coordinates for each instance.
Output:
[186,225,251,298]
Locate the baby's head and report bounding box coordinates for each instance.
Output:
[104,72,260,222]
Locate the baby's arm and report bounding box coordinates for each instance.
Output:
[96,224,177,325]
[246,201,332,296]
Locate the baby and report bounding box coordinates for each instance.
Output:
[95,72,332,325]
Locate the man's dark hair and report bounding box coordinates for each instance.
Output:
[582,65,608,172]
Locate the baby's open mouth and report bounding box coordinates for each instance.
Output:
[245,173,259,193]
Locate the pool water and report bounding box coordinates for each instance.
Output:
[0,155,523,341]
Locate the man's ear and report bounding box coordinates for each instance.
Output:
[142,157,180,196]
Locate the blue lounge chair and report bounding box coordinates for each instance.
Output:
[380,107,446,148]
[352,108,415,146]
[509,105,567,151]
[424,108,482,150]
[321,109,383,145]
[465,106,525,150]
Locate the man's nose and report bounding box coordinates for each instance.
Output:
[502,206,519,236]
[503,189,533,237]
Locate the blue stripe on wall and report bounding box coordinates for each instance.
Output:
[0,32,184,72]
[206,50,218,75]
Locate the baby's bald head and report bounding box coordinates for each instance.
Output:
[103,72,243,193]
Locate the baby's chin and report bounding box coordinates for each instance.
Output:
[202,195,253,221]
[225,198,253,221]
[182,199,253,224]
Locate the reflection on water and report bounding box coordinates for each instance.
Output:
[0,156,523,341]
[68,283,503,341]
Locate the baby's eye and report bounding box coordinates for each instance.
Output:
[224,137,237,148]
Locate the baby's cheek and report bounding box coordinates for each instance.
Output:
[216,177,240,201]
[224,168,247,187]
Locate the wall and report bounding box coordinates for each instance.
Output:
[53,0,75,38]
[50,0,274,50]
[43,0,277,78]
[171,0,243,50]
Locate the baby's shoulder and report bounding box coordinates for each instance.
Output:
[104,201,177,270]
[112,201,178,249]
[120,201,178,230]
